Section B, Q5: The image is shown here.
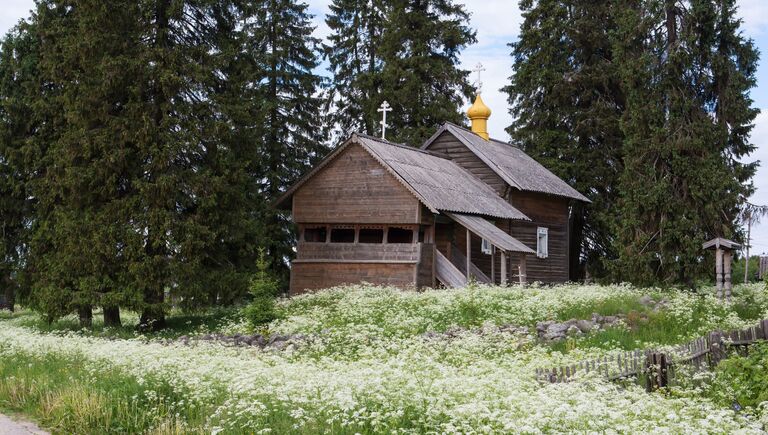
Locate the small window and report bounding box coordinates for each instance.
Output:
[387,227,413,244]
[330,228,355,243]
[481,238,492,255]
[303,226,327,242]
[359,228,384,243]
[537,227,548,259]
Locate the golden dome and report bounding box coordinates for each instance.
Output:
[467,94,492,119]
[467,94,491,140]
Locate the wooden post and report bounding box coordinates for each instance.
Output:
[715,248,723,300]
[519,254,527,286]
[466,228,471,281]
[491,247,495,284]
[500,251,507,286]
[723,250,732,302]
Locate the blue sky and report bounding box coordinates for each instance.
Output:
[2,0,768,255]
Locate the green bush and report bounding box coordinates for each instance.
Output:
[711,343,768,410]
[242,249,279,327]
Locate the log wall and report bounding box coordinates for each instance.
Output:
[292,144,421,224]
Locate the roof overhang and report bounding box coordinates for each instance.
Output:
[446,212,535,254]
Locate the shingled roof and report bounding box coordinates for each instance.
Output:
[423,123,590,202]
[275,133,530,221]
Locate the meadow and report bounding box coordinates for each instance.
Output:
[1,282,767,434]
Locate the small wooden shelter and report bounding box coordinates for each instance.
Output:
[702,237,741,301]
[276,94,590,294]
[758,256,767,281]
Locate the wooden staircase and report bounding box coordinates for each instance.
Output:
[450,244,491,284]
[435,250,467,288]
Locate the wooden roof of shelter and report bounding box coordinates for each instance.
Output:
[424,123,591,202]
[702,237,741,251]
[446,212,534,254]
[275,133,530,221]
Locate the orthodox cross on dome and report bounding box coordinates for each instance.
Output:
[472,62,486,94]
[378,101,392,140]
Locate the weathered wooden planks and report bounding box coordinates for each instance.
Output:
[293,145,421,224]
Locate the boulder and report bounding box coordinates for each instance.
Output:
[575,319,595,333]
[639,295,654,306]
[566,325,582,336]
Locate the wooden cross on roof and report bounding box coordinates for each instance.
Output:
[472,62,486,94]
[378,101,392,140]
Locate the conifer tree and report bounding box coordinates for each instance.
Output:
[324,0,386,140]
[613,0,758,285]
[0,23,40,312]
[380,0,476,144]
[247,0,326,283]
[326,0,475,145]
[504,0,625,280]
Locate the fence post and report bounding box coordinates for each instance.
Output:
[760,319,768,341]
[645,352,669,392]
[708,331,725,367]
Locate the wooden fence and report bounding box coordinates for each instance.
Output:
[536,319,768,391]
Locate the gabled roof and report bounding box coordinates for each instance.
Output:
[423,123,591,202]
[702,237,741,251]
[275,133,530,221]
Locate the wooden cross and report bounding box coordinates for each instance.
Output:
[472,62,486,94]
[378,101,392,140]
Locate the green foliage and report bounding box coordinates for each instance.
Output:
[506,0,759,286]
[612,0,757,286]
[504,0,623,281]
[325,0,476,145]
[242,250,280,327]
[732,256,763,284]
[708,343,768,410]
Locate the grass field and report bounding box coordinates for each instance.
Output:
[1,282,767,434]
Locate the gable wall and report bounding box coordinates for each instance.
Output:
[292,144,421,224]
[425,132,507,196]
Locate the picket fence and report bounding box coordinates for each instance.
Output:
[535,319,768,391]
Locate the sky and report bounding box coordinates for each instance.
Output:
[2,0,768,256]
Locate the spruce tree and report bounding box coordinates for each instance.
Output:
[247,0,326,284]
[504,0,625,280]
[326,0,475,145]
[613,0,758,285]
[324,0,386,140]
[0,22,40,312]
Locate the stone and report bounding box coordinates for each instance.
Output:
[591,313,604,324]
[575,319,595,333]
[639,295,654,306]
[603,315,618,325]
[566,325,582,336]
[536,321,554,333]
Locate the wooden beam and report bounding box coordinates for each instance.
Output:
[466,228,471,280]
[716,248,723,300]
[519,254,527,286]
[500,250,507,286]
[491,247,495,284]
[723,250,732,302]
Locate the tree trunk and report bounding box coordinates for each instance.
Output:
[78,306,93,328]
[1,278,14,312]
[103,306,121,327]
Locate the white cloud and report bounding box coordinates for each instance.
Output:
[0,0,34,37]
[737,0,768,38]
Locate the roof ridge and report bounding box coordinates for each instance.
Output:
[353,132,449,158]
[443,122,519,149]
